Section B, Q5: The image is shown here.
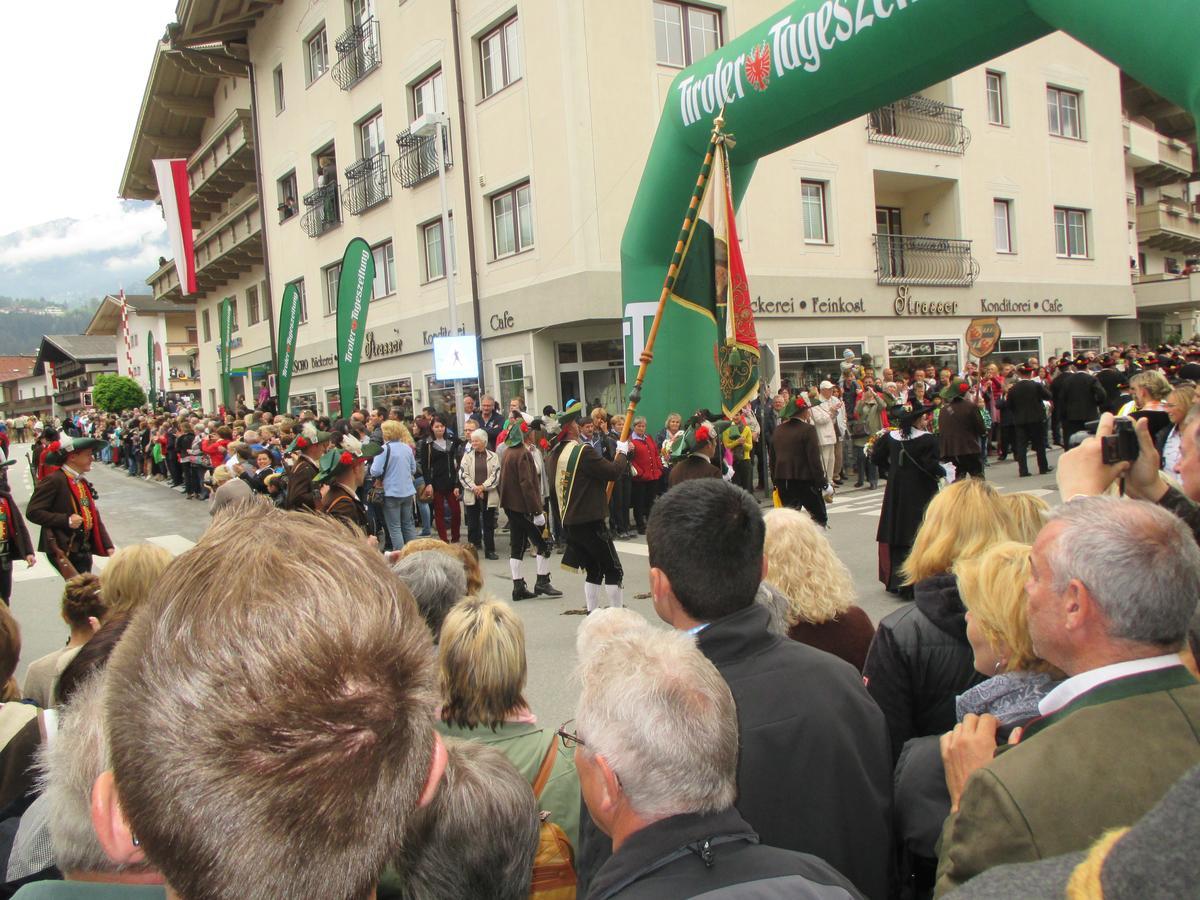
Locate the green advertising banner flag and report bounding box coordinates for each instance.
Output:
[335,238,376,415]
[276,282,301,413]
[623,0,1200,428]
[145,330,156,407]
[218,296,233,412]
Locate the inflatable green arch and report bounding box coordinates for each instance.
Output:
[622,0,1200,426]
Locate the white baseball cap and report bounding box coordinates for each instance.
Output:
[819,380,834,390]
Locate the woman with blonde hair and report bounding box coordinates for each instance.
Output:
[1002,492,1050,543]
[762,508,874,671]
[1158,383,1196,475]
[893,541,1062,893]
[435,595,580,849]
[100,543,174,619]
[864,477,1016,761]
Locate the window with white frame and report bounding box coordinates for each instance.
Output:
[497,361,524,409]
[653,1,721,67]
[491,183,532,258]
[290,390,317,415]
[359,110,386,159]
[1054,207,1089,258]
[323,262,341,316]
[801,180,828,244]
[993,199,1013,253]
[325,388,343,419]
[422,216,457,281]
[306,26,329,85]
[985,337,1042,364]
[413,68,444,118]
[372,240,395,298]
[277,170,298,223]
[985,71,1006,125]
[778,342,865,390]
[288,278,308,324]
[480,16,522,99]
[247,285,260,326]
[369,378,414,419]
[1047,86,1082,139]
[273,65,285,114]
[1072,335,1103,354]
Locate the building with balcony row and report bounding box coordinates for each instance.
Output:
[31,336,118,415]
[84,294,203,398]
[124,1,1173,418]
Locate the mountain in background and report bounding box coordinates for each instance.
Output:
[0,202,169,305]
[0,297,102,356]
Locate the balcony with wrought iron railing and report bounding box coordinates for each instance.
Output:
[873,234,979,287]
[392,122,453,189]
[867,95,970,155]
[332,17,381,90]
[301,183,342,238]
[343,152,392,215]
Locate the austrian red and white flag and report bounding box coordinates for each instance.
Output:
[152,159,197,295]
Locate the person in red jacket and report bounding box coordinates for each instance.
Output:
[628,416,663,535]
[201,426,233,468]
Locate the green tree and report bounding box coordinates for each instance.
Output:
[92,374,146,413]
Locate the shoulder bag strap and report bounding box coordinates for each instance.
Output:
[531,733,559,799]
[900,446,941,484]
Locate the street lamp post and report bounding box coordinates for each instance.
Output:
[411,111,464,434]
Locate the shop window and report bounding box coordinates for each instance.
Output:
[1072,335,1102,354]
[289,391,318,415]
[778,342,864,391]
[887,339,960,376]
[426,375,480,420]
[982,336,1042,368]
[369,378,414,419]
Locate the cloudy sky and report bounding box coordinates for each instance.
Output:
[0,1,177,300]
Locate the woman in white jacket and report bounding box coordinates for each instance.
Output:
[459,429,500,559]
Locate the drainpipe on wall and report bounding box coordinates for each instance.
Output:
[450,0,487,393]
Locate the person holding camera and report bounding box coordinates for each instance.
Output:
[1059,403,1200,541]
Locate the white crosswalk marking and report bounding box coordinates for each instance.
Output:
[11,535,197,583]
[826,483,1053,516]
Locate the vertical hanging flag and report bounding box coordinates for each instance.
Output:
[146,330,157,407]
[335,238,376,415]
[152,159,198,295]
[275,282,301,413]
[643,130,759,422]
[218,297,234,412]
[154,340,165,399]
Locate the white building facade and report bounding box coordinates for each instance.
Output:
[135,0,1138,419]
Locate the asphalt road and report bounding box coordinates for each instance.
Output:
[6,442,1061,730]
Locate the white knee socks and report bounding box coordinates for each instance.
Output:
[509,558,522,580]
[605,583,623,609]
[584,582,601,613]
[535,555,550,576]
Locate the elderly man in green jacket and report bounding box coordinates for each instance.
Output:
[935,495,1200,895]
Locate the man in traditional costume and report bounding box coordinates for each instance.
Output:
[26,436,113,577]
[316,434,382,541]
[547,400,630,613]
[284,422,332,511]
[498,420,563,602]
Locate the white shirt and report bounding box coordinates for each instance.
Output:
[1038,653,1183,716]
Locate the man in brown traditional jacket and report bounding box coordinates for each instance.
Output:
[498,420,562,602]
[935,496,1200,895]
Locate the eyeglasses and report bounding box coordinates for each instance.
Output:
[556,720,585,751]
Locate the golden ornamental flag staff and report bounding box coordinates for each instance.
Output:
[609,111,748,501]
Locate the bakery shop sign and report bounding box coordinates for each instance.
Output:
[892,285,958,317]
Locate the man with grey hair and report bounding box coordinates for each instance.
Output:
[10,672,164,892]
[570,611,862,899]
[936,495,1200,894]
[392,550,467,642]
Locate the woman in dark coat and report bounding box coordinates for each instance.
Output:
[417,417,464,543]
[872,404,942,597]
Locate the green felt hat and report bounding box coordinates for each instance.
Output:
[939,378,971,403]
[499,420,530,448]
[555,399,585,427]
[60,437,105,454]
[670,420,728,460]
[314,436,380,482]
[780,394,808,420]
[286,429,333,453]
